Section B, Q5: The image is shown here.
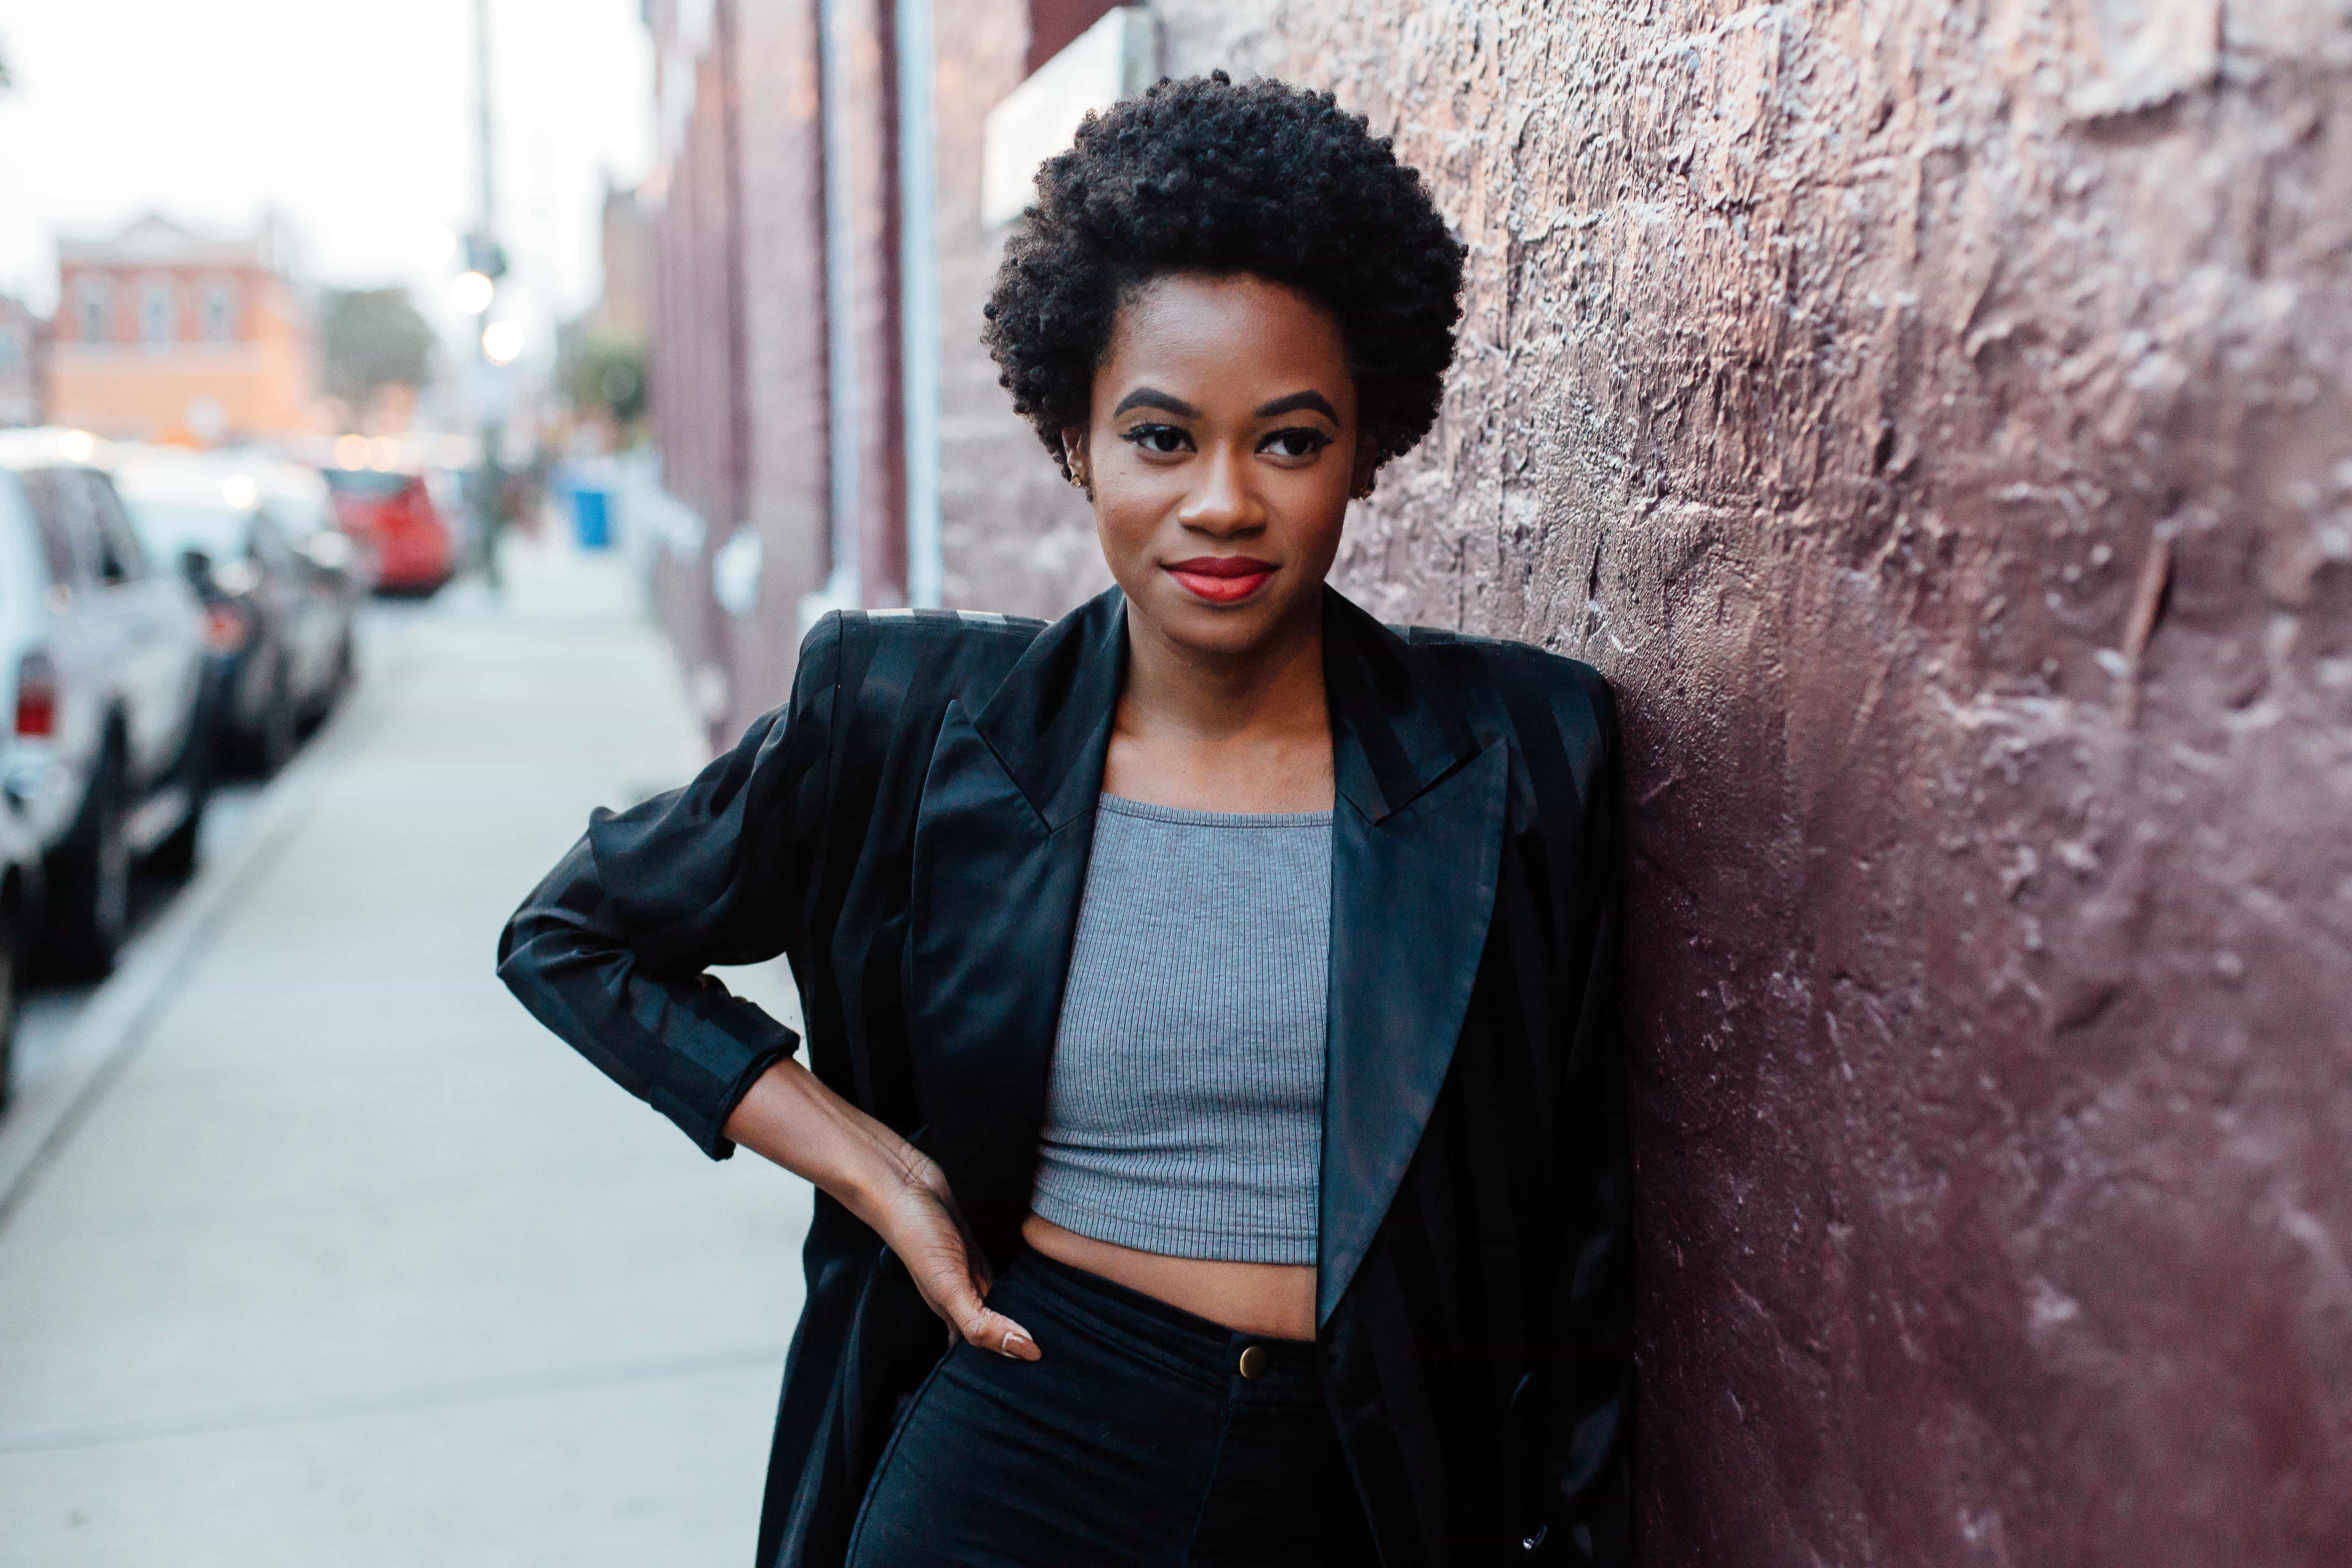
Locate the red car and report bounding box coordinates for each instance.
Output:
[324,468,454,594]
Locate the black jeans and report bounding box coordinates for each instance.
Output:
[845,1249,1378,1566]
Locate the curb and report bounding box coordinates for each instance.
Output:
[0,630,412,1230]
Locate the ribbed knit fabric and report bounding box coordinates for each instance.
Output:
[1030,793,1332,1265]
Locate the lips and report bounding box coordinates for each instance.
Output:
[1164,555,1277,605]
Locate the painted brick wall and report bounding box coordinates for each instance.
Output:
[644,4,741,728]
[833,0,913,607]
[935,2,2352,1561]
[933,0,1106,615]
[731,0,834,739]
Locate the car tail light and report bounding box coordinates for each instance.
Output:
[15,648,58,738]
[203,602,252,653]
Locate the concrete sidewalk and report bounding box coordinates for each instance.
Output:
[0,539,810,1564]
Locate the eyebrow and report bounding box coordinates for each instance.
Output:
[1253,390,1339,422]
[1106,387,1341,422]
[1111,387,1202,419]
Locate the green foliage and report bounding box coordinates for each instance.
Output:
[566,331,647,428]
[318,287,436,411]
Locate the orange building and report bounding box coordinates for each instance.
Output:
[47,214,316,445]
[0,294,43,427]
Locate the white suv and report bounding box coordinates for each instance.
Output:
[0,430,209,976]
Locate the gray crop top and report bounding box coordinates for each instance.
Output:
[1029,794,1331,1265]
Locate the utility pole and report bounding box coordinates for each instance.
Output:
[470,0,507,591]
[476,0,497,234]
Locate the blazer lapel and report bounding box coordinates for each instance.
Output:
[1318,591,1510,1327]
[903,581,1505,1310]
[904,589,1125,1260]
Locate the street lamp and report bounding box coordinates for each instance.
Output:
[451,270,495,314]
[481,320,524,367]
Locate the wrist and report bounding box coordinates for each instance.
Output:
[724,1058,932,1231]
[831,1125,929,1232]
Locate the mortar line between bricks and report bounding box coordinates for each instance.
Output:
[0,1342,794,1455]
[0,624,426,1234]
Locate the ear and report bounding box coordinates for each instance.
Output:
[1062,428,1093,494]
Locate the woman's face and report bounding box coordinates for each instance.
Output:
[1074,272,1371,661]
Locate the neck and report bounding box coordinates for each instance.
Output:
[1119,596,1327,746]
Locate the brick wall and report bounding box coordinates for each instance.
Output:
[929,2,2352,1563]
[931,0,1104,615]
[644,2,740,729]
[729,0,833,739]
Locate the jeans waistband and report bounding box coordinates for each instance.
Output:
[998,1247,1321,1394]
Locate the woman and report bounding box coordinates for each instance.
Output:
[500,74,1629,1567]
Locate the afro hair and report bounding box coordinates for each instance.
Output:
[982,72,1466,484]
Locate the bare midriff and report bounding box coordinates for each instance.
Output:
[1021,1212,1316,1342]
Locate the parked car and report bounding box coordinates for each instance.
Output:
[0,431,211,976]
[0,790,42,1113]
[423,464,478,570]
[324,465,454,594]
[114,454,363,775]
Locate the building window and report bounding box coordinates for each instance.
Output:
[1027,0,1122,74]
[77,279,110,344]
[201,282,236,343]
[140,278,177,347]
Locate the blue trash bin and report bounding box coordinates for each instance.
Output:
[572,486,612,550]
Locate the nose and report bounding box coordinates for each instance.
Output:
[1175,443,1263,537]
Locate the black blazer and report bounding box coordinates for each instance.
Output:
[497,586,1631,1567]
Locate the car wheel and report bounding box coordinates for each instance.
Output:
[149,728,212,883]
[252,659,297,777]
[0,897,18,1115]
[330,624,357,703]
[44,747,130,980]
[301,626,357,736]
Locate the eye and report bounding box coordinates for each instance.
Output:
[1120,423,1192,455]
[1258,426,1334,461]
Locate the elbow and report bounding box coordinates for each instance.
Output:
[494,909,559,1008]
[495,897,617,1004]
[497,835,612,988]
[494,904,528,978]
[495,880,568,990]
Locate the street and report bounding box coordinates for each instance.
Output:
[0,540,810,1564]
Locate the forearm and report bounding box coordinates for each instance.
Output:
[722,1057,924,1229]
[723,1058,1041,1360]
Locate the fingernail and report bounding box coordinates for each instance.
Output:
[1001,1330,1036,1359]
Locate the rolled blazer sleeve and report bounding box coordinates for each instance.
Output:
[496,614,841,1159]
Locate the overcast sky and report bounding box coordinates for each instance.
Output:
[0,0,653,361]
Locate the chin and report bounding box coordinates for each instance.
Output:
[1146,579,1311,655]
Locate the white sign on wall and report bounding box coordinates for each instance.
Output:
[980,8,1160,229]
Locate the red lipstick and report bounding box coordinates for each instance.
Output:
[1165,555,1277,604]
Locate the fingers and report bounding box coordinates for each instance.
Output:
[930,1183,995,1293]
[930,1268,1039,1361]
[887,1162,1032,1359]
[964,1303,1041,1362]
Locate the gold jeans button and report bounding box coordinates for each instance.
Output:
[1237,1345,1269,1380]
